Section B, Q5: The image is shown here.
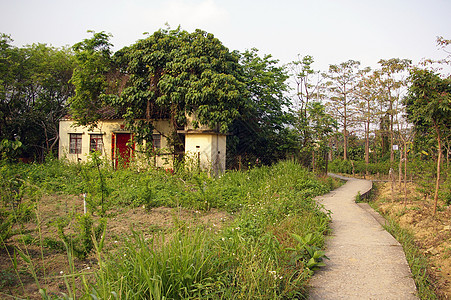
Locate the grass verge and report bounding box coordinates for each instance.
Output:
[382,217,439,299]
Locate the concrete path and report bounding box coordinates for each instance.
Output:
[308,174,418,299]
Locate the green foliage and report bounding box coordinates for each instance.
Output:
[79,152,112,217]
[0,34,75,160]
[0,163,37,244]
[83,160,331,299]
[70,28,246,152]
[3,160,333,298]
[287,233,329,271]
[0,139,22,162]
[69,31,114,126]
[383,217,439,299]
[404,68,451,132]
[56,213,106,260]
[328,158,395,176]
[229,48,294,165]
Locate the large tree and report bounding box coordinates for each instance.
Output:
[69,28,246,152]
[404,68,451,214]
[0,34,75,160]
[229,48,293,165]
[324,60,360,160]
[354,68,379,168]
[375,58,411,162]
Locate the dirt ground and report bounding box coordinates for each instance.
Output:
[0,194,232,299]
[373,181,451,299]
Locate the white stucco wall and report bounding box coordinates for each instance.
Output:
[184,132,226,175]
[59,119,173,168]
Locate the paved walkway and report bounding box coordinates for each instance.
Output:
[309,174,418,299]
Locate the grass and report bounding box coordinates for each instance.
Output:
[382,217,439,300]
[1,159,336,299]
[366,182,442,300]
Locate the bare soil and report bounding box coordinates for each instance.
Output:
[0,194,231,299]
[373,181,451,299]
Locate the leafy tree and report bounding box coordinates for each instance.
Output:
[69,31,115,127]
[230,48,293,165]
[289,55,325,166]
[375,58,411,162]
[323,60,361,160]
[306,102,337,174]
[70,28,246,155]
[354,67,378,168]
[404,68,451,214]
[0,34,74,160]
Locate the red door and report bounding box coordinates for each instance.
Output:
[114,133,133,168]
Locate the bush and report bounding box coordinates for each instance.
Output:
[56,213,106,259]
[0,163,37,244]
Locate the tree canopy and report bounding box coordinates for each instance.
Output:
[69,29,296,164]
[69,28,246,147]
[0,34,74,160]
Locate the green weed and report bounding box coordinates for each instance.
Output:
[383,217,439,299]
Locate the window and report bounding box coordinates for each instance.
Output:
[90,134,104,153]
[152,134,161,149]
[69,133,82,154]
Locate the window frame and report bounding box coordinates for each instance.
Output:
[152,133,161,149]
[89,134,104,153]
[69,133,82,154]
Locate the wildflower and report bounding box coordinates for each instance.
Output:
[60,271,64,275]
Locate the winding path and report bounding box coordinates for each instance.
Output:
[308,174,418,299]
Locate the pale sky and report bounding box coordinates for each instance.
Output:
[1,0,450,72]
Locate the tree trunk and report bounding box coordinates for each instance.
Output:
[343,94,348,161]
[365,116,370,175]
[433,122,442,216]
[404,141,408,206]
[389,91,394,162]
[343,127,348,161]
[390,167,394,202]
[398,149,403,190]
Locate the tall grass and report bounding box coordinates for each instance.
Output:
[383,217,439,300]
[2,159,334,299]
[79,161,332,299]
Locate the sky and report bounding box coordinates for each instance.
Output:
[1,0,450,72]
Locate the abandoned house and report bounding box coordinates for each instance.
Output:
[58,116,226,174]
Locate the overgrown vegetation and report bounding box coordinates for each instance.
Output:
[0,159,336,299]
[382,217,438,300]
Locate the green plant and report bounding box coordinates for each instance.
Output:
[0,164,37,244]
[383,217,439,299]
[56,213,106,259]
[287,233,329,271]
[0,139,22,162]
[355,191,362,203]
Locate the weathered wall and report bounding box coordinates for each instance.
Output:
[59,119,173,168]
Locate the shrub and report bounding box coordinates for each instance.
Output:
[0,163,37,244]
[56,214,106,260]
